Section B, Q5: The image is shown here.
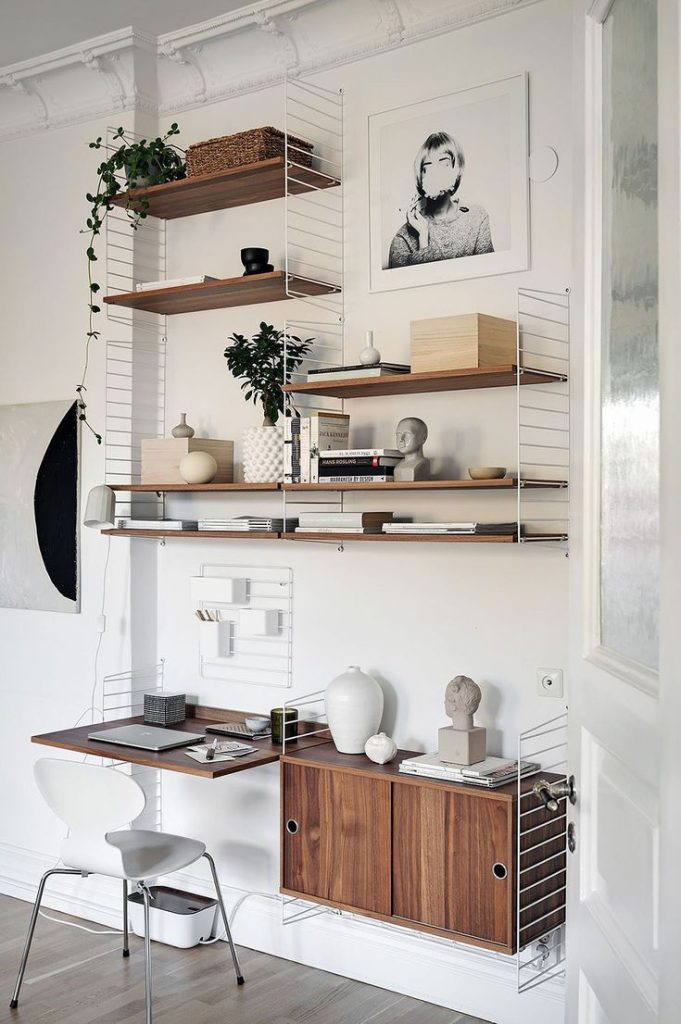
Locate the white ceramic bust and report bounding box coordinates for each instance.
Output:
[393,416,430,481]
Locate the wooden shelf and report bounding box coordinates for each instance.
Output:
[284,532,517,543]
[102,529,280,540]
[286,479,519,492]
[283,365,566,399]
[109,157,340,220]
[109,482,280,493]
[108,479,566,494]
[103,271,338,315]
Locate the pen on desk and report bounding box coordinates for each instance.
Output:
[205,737,218,761]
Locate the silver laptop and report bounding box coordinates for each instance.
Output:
[88,724,205,752]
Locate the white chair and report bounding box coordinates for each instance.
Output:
[10,759,243,1023]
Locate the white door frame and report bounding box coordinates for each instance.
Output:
[656,0,681,1018]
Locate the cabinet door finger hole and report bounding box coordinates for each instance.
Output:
[286,818,299,835]
[492,862,507,880]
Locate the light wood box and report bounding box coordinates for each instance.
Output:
[410,314,516,373]
[141,438,234,484]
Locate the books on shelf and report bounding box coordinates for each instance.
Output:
[399,753,541,788]
[320,448,401,459]
[316,475,395,484]
[198,516,298,533]
[115,518,198,530]
[307,362,410,382]
[135,275,217,292]
[294,527,385,534]
[285,412,351,483]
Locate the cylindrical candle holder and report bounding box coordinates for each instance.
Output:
[271,707,298,745]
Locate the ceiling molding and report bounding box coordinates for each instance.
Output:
[0,0,542,142]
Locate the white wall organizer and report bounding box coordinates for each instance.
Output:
[195,564,293,688]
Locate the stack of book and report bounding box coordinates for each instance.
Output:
[295,511,395,535]
[382,521,518,536]
[115,518,198,530]
[198,516,298,533]
[399,753,541,789]
[285,412,350,484]
[318,448,402,485]
[306,362,410,382]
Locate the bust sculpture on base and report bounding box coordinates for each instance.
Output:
[393,416,430,481]
[438,674,487,766]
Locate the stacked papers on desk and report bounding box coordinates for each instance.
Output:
[185,741,255,764]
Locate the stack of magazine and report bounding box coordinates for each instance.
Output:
[197,516,298,533]
[115,518,198,530]
[135,275,216,291]
[295,511,394,535]
[399,753,541,789]
[306,362,410,382]
[383,522,518,537]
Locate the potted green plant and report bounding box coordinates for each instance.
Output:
[78,124,186,442]
[224,322,314,482]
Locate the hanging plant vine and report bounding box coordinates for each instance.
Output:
[79,124,185,442]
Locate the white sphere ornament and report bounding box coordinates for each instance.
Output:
[325,665,384,754]
[364,732,397,765]
[179,450,217,484]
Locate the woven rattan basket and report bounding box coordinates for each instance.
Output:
[186,126,314,177]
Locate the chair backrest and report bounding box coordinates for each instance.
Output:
[34,758,146,835]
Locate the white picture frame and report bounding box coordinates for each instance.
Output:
[368,73,530,292]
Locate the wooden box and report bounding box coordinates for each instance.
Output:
[410,313,516,373]
[141,438,234,484]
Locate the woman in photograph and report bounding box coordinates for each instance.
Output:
[388,131,494,268]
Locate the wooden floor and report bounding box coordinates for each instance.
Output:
[0,896,492,1024]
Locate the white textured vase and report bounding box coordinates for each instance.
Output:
[364,732,397,765]
[325,666,384,754]
[242,425,284,483]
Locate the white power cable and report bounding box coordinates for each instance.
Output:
[199,891,282,944]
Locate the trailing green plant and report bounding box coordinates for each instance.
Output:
[79,124,186,442]
[224,322,314,426]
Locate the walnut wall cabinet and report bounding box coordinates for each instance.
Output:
[280,745,567,956]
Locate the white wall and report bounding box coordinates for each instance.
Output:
[0,3,572,1022]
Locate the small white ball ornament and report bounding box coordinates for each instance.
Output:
[179,450,218,484]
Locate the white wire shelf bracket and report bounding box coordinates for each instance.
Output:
[516,711,569,996]
[517,288,570,545]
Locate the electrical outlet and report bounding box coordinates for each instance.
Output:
[537,668,563,698]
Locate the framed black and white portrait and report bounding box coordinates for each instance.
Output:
[368,74,529,292]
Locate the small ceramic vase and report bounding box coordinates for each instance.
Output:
[325,666,384,754]
[359,330,381,366]
[364,733,397,765]
[179,450,217,484]
[171,413,195,439]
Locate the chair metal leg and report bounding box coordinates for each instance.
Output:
[141,885,153,1024]
[122,880,130,958]
[10,868,84,1009]
[203,851,244,985]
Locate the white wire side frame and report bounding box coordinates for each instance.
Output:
[101,662,166,832]
[283,76,345,538]
[280,689,331,925]
[516,287,570,545]
[516,711,569,994]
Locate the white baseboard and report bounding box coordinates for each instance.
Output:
[0,842,565,1024]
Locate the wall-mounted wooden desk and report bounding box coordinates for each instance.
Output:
[31,705,322,780]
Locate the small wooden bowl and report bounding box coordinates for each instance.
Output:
[468,467,507,480]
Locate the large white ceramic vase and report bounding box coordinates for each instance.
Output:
[242,425,283,483]
[325,666,384,754]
